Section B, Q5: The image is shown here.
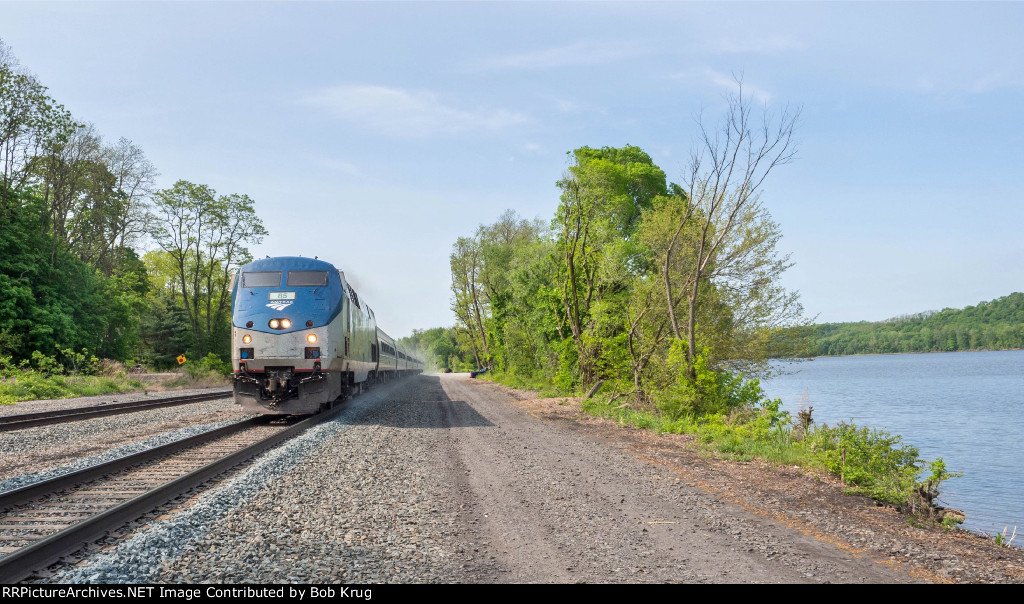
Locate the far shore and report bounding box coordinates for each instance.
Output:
[774,347,1024,360]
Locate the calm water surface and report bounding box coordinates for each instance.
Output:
[761,350,1024,537]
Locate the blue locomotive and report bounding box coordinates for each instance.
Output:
[230,256,422,414]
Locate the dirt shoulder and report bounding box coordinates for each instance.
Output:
[482,379,1024,583]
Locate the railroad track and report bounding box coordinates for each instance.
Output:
[0,391,233,432]
[0,405,341,583]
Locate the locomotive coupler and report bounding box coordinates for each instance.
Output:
[299,362,324,385]
[235,363,258,385]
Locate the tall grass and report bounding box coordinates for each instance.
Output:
[0,350,231,406]
[0,373,146,405]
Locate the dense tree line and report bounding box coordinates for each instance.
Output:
[430,90,808,416]
[803,293,1024,356]
[0,39,264,371]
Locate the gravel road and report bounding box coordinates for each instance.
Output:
[27,373,972,583]
[431,374,908,583]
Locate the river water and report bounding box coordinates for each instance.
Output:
[761,350,1024,538]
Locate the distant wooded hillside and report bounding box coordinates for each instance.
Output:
[799,292,1024,356]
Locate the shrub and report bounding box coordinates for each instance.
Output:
[185,353,232,378]
[58,348,101,375]
[806,422,922,506]
[654,349,779,420]
[583,372,958,514]
[30,350,64,375]
[0,372,76,403]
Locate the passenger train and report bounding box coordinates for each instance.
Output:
[230,256,423,414]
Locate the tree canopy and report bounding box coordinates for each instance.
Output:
[441,127,806,415]
[0,38,265,370]
[793,293,1024,356]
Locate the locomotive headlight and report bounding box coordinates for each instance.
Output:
[269,319,280,329]
[242,334,252,344]
[307,334,317,344]
[281,319,292,329]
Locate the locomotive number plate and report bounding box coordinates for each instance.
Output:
[268,291,296,301]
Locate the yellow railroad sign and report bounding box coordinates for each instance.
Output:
[176,354,187,365]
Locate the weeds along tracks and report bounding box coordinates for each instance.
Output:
[0,392,233,432]
[0,407,340,583]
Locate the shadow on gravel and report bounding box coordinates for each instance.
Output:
[351,375,495,429]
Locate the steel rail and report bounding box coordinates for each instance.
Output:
[0,417,263,510]
[0,390,233,432]
[0,405,340,584]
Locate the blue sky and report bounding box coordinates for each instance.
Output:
[3,2,1022,337]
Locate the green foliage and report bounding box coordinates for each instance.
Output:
[0,49,78,203]
[653,347,773,418]
[926,458,960,486]
[583,383,957,511]
[1,44,268,374]
[57,347,101,375]
[552,146,672,385]
[150,181,266,360]
[0,370,144,405]
[0,371,77,404]
[430,139,960,515]
[940,516,959,531]
[29,350,64,375]
[185,352,232,378]
[806,423,922,505]
[784,293,1024,357]
[992,527,1017,548]
[399,326,473,371]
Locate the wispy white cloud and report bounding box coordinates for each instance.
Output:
[667,68,774,104]
[704,69,773,103]
[299,84,528,137]
[477,41,648,70]
[710,35,804,55]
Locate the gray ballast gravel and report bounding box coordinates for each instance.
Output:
[48,380,462,584]
[0,417,250,493]
[33,374,921,584]
[0,397,245,481]
[0,387,232,416]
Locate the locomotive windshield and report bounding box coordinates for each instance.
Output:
[241,272,282,287]
[286,271,329,287]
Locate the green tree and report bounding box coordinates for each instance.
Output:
[0,38,77,209]
[798,292,1024,356]
[150,180,266,356]
[449,235,488,367]
[476,210,546,373]
[659,83,802,379]
[553,145,670,385]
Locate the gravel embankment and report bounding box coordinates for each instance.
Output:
[45,378,462,583]
[0,388,244,482]
[0,386,231,416]
[42,374,923,584]
[22,373,1024,583]
[0,417,249,493]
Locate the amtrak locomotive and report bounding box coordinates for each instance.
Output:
[230,256,422,414]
